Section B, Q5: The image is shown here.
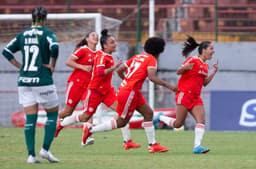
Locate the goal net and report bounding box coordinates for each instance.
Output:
[0,13,121,43]
[0,13,123,127]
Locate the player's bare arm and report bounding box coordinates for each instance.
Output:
[147,67,177,92]
[176,63,194,75]
[105,58,122,75]
[204,59,219,86]
[10,58,22,69]
[43,57,57,74]
[66,55,92,72]
[116,64,127,80]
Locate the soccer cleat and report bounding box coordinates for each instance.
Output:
[193,145,210,154]
[27,155,41,164]
[39,148,60,163]
[54,118,64,138]
[82,124,92,145]
[153,112,164,125]
[81,136,95,147]
[123,140,141,150]
[148,143,169,153]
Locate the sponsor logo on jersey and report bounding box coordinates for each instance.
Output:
[23,29,43,36]
[239,99,256,127]
[18,77,40,83]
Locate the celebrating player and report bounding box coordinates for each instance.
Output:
[2,6,59,163]
[82,37,177,153]
[54,31,98,146]
[154,36,218,154]
[59,29,140,149]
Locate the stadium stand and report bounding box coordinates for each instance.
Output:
[0,0,256,43]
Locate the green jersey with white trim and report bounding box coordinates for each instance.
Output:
[2,26,59,86]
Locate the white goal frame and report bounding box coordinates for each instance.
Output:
[0,13,121,49]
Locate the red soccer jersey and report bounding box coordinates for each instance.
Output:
[177,56,209,96]
[88,50,115,94]
[120,53,157,91]
[67,45,96,88]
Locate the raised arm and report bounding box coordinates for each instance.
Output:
[204,60,218,86]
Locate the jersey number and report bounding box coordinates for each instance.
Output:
[126,60,141,78]
[24,45,39,71]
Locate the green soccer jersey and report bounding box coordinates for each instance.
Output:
[2,26,59,86]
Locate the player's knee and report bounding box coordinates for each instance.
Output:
[174,121,183,128]
[143,111,153,121]
[116,118,128,128]
[62,109,73,116]
[79,113,91,122]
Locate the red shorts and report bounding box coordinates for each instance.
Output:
[65,82,87,107]
[175,91,203,110]
[83,87,116,115]
[117,89,146,119]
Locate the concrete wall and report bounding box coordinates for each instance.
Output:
[1,42,256,127]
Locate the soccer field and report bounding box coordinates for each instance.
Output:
[0,128,255,169]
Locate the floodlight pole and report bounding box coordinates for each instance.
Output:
[149,0,155,109]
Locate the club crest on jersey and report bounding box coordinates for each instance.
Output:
[239,99,256,127]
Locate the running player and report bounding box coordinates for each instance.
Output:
[82,37,177,153]
[59,29,140,149]
[2,6,59,163]
[154,36,218,154]
[54,31,98,146]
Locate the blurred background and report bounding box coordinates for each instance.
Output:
[0,0,256,131]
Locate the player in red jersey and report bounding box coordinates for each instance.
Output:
[60,29,140,149]
[154,36,218,154]
[82,37,177,153]
[54,32,98,145]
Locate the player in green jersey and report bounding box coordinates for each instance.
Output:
[2,6,60,163]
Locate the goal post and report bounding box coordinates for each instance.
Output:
[0,13,122,127]
[0,13,122,45]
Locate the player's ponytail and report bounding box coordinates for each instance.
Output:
[182,35,212,57]
[100,29,110,50]
[75,31,94,49]
[182,35,199,58]
[75,39,88,49]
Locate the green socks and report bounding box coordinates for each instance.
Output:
[43,111,58,151]
[24,114,37,156]
[24,111,58,155]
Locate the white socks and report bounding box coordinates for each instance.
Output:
[194,123,205,148]
[61,113,80,127]
[143,121,156,145]
[89,119,131,143]
[90,119,117,133]
[121,123,131,142]
[159,116,176,127]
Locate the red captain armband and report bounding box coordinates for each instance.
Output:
[97,66,105,76]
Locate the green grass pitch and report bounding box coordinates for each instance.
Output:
[0,127,255,169]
